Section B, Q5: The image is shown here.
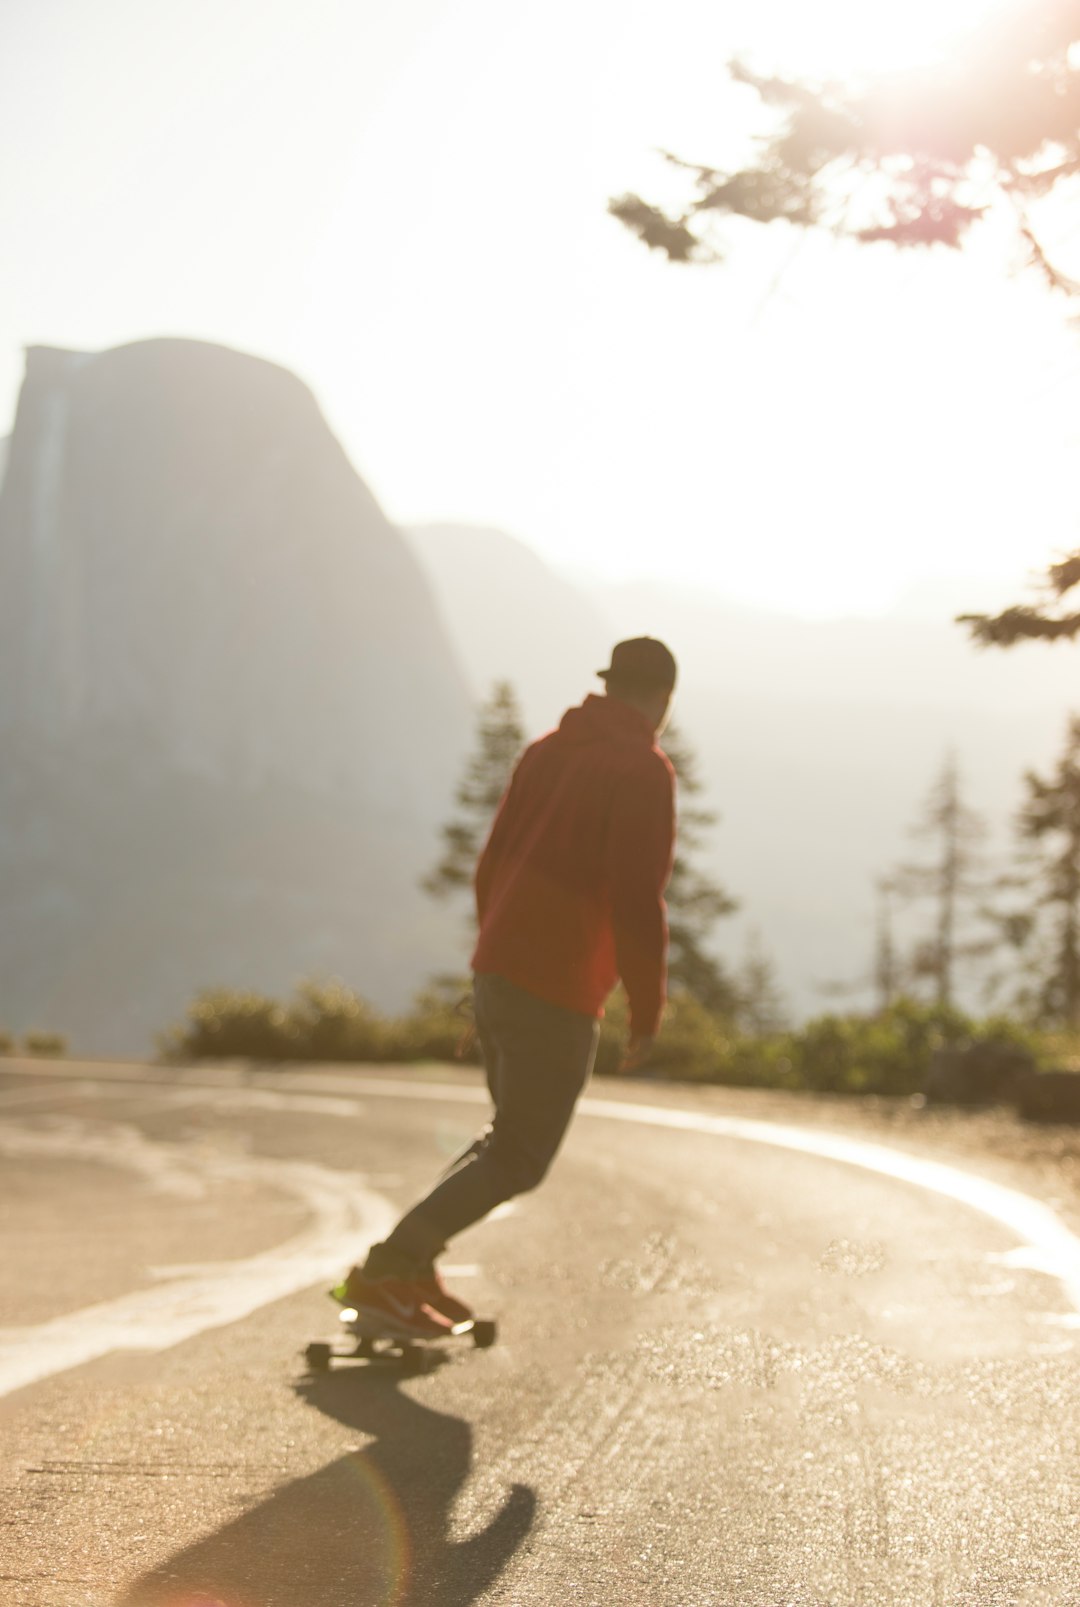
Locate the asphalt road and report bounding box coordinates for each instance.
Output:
[2,1057,1079,1607]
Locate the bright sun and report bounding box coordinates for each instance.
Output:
[758,0,1009,76]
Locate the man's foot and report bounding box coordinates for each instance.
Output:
[332,1263,455,1341]
[413,1262,475,1326]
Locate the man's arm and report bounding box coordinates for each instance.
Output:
[474,747,534,926]
[605,753,677,1041]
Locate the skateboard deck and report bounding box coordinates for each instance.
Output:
[304,1301,497,1374]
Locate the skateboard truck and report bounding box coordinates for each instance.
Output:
[304,1304,497,1374]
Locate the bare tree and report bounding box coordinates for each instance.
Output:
[873,877,903,1014]
[893,754,993,1007]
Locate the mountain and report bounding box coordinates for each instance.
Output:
[405,523,612,732]
[0,339,473,1052]
[404,529,1080,1017]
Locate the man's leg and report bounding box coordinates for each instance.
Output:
[425,1003,501,1183]
[373,972,599,1268]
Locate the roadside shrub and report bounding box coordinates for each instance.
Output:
[0,1029,13,1055]
[388,981,478,1063]
[594,989,631,1076]
[158,988,293,1061]
[160,980,389,1062]
[594,988,737,1081]
[158,977,1042,1103]
[651,992,736,1080]
[1032,1029,1080,1071]
[755,1002,1037,1099]
[596,995,1039,1098]
[22,1031,68,1057]
[284,979,389,1062]
[714,1034,801,1091]
[787,1000,974,1096]
[1015,1068,1080,1123]
[925,1038,1036,1105]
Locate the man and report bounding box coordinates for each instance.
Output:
[336,637,678,1336]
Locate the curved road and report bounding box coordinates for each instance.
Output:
[2,1058,1079,1607]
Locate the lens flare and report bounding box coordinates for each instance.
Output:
[152,1454,413,1607]
[339,1450,413,1607]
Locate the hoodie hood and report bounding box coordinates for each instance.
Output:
[558,692,656,747]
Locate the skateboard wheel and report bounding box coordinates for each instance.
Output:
[398,1344,425,1375]
[471,1319,497,1349]
[305,1342,333,1373]
[356,1336,377,1360]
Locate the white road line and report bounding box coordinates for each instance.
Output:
[0,1082,104,1108]
[577,1097,1080,1318]
[0,1120,394,1400]
[0,1064,368,1118]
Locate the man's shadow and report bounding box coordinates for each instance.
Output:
[119,1358,535,1607]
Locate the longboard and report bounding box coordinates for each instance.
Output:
[304,1303,497,1374]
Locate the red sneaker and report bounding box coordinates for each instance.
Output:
[333,1268,455,1340]
[413,1264,475,1327]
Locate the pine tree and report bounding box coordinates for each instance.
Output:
[735,927,787,1035]
[874,877,902,1014]
[422,680,526,916]
[815,873,909,1010]
[661,724,739,1014]
[1016,715,1080,1028]
[892,753,992,1007]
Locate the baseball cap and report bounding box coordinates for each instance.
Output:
[597,637,678,692]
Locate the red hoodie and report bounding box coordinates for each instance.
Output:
[471,693,677,1037]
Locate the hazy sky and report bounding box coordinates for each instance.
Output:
[4,0,1079,616]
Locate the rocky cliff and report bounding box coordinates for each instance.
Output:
[0,340,473,1052]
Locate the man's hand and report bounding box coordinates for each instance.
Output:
[618,1034,656,1074]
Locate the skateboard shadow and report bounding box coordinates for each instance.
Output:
[117,1363,535,1607]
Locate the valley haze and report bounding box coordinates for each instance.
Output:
[0,337,1075,1052]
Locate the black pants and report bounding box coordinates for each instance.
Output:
[384,972,600,1262]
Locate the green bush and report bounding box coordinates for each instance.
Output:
[712,1033,800,1090]
[595,993,1039,1098]
[22,1031,68,1058]
[158,988,293,1061]
[784,1002,961,1096]
[0,1029,13,1055]
[594,989,631,1076]
[160,977,478,1065]
[594,988,736,1081]
[284,979,389,1062]
[158,977,1041,1101]
[594,986,784,1086]
[388,981,478,1063]
[724,1000,1039,1098]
